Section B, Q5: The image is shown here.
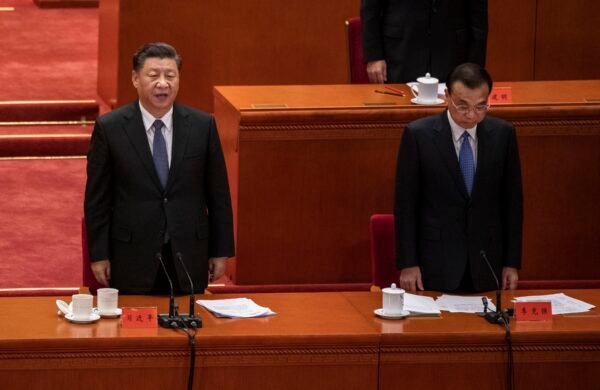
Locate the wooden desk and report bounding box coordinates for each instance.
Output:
[345,289,600,390]
[214,81,600,285]
[0,290,598,390]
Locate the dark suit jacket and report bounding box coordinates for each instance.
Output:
[361,0,488,82]
[394,111,523,292]
[84,102,235,294]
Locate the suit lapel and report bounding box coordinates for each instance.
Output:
[165,103,191,192]
[432,111,469,200]
[122,102,164,192]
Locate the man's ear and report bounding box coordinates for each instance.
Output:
[131,70,139,88]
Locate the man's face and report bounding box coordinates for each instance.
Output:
[445,81,490,129]
[132,57,180,117]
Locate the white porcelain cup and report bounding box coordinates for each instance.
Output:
[382,283,405,315]
[411,73,439,103]
[97,288,119,314]
[71,294,93,320]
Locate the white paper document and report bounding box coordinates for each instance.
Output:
[435,294,497,313]
[197,298,276,318]
[513,293,595,315]
[403,293,441,315]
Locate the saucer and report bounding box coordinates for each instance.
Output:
[374,308,410,319]
[411,97,445,105]
[96,308,122,318]
[65,312,101,324]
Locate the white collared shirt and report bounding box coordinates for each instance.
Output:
[447,110,478,166]
[139,102,174,167]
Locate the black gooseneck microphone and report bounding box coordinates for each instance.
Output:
[175,252,202,328]
[156,252,180,328]
[480,250,503,324]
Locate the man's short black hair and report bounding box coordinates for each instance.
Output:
[446,63,493,94]
[133,42,182,71]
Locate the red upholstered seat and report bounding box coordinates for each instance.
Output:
[82,219,104,294]
[345,17,369,84]
[370,214,400,288]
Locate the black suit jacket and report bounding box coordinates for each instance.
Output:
[361,0,488,82]
[84,102,234,294]
[394,111,523,292]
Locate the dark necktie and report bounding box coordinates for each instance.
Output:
[459,131,475,195]
[152,119,169,189]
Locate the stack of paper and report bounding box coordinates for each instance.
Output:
[513,293,595,315]
[197,298,276,318]
[436,294,497,313]
[403,293,441,316]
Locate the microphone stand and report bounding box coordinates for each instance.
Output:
[156,253,181,328]
[480,250,509,325]
[175,252,202,329]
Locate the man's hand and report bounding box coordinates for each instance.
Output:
[91,259,111,286]
[502,267,519,290]
[208,257,227,282]
[366,60,387,84]
[399,266,424,292]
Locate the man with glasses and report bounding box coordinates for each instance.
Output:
[394,63,523,293]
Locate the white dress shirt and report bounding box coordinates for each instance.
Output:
[447,110,477,166]
[139,102,174,167]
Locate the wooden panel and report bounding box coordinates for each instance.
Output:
[1,291,599,389]
[487,0,537,81]
[535,0,600,80]
[97,0,360,112]
[215,82,600,285]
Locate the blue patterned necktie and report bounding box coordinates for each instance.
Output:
[459,131,475,195]
[152,119,169,189]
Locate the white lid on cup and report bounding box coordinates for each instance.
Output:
[416,73,439,84]
[382,283,405,294]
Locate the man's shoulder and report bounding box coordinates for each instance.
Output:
[406,114,443,136]
[174,103,213,124]
[97,101,137,126]
[482,115,513,129]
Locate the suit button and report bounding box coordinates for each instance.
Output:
[163,198,168,204]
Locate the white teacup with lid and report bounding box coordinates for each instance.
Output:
[411,73,439,103]
[382,283,405,315]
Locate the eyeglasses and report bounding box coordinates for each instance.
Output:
[449,98,490,115]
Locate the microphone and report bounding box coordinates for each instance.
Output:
[480,250,506,325]
[156,252,180,328]
[175,252,202,328]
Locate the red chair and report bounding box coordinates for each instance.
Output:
[345,17,370,84]
[370,214,399,289]
[82,219,104,294]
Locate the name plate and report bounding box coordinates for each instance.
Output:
[489,87,513,104]
[121,307,158,328]
[515,301,552,321]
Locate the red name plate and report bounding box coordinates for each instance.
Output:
[489,87,513,104]
[515,301,552,321]
[121,307,158,328]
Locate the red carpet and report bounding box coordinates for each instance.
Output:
[0,0,99,121]
[0,124,92,156]
[0,158,86,288]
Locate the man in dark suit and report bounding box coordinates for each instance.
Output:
[84,42,234,294]
[394,63,522,293]
[361,0,488,83]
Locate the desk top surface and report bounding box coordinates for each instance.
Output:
[214,81,600,112]
[1,290,599,350]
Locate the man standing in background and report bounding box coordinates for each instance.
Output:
[361,0,488,83]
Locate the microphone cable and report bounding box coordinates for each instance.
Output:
[178,320,197,390]
[499,313,514,390]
